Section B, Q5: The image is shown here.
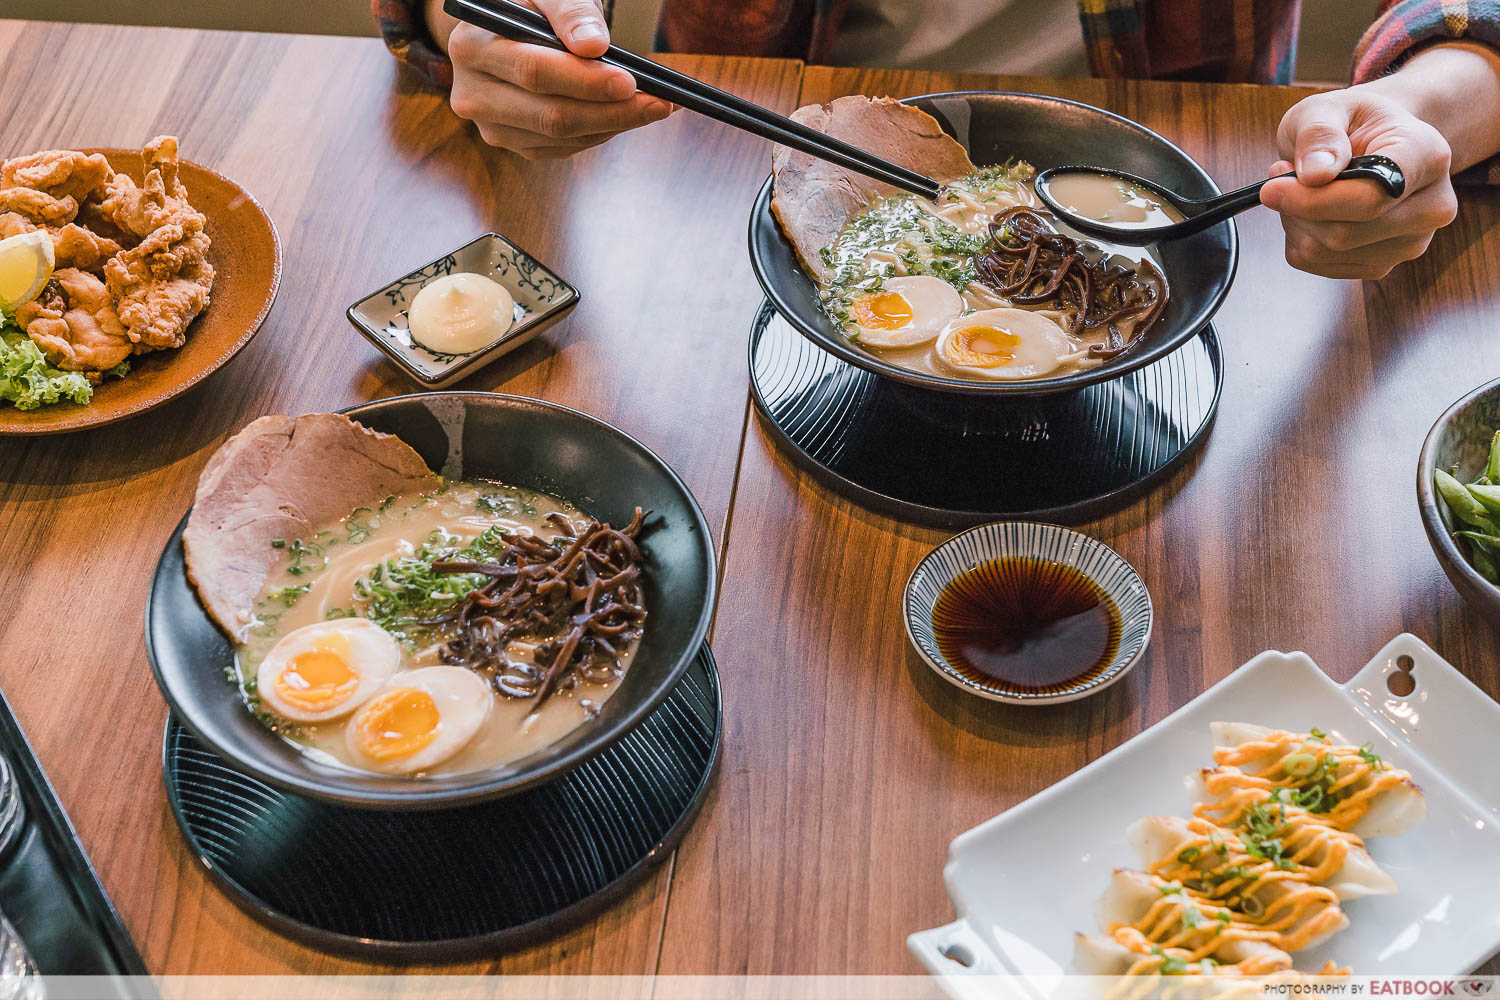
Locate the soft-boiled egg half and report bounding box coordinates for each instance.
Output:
[256,619,402,724]
[845,275,963,347]
[345,666,492,775]
[934,308,1079,379]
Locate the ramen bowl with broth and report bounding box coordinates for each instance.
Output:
[750,91,1237,397]
[147,393,717,809]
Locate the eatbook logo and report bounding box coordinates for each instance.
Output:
[1461,982,1492,997]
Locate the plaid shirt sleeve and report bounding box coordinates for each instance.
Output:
[1353,0,1500,81]
[374,0,454,87]
[1354,0,1500,183]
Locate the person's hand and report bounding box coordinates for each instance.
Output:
[1260,88,1457,279]
[438,0,674,159]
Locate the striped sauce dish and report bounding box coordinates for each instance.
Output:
[904,521,1152,704]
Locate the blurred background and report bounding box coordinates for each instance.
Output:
[7,0,1380,85]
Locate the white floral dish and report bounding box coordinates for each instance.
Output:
[347,233,579,388]
[905,521,1153,704]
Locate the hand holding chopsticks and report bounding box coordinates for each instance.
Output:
[439,0,672,158]
[441,0,942,199]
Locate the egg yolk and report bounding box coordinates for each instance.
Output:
[275,633,359,710]
[944,325,1022,368]
[353,688,441,761]
[850,292,913,330]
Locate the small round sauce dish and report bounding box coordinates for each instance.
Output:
[904,522,1152,704]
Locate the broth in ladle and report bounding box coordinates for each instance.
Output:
[1044,172,1185,230]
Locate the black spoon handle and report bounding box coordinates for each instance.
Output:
[1188,154,1406,231]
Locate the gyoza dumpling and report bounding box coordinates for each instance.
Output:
[1073,935,1341,996]
[1127,814,1397,901]
[1199,722,1427,838]
[1072,931,1290,979]
[1095,869,1348,955]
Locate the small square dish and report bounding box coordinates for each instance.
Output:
[908,634,1500,994]
[347,233,579,388]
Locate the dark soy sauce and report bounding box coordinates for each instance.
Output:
[932,557,1121,694]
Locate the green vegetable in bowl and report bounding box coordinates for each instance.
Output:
[0,314,128,410]
[1433,430,1500,584]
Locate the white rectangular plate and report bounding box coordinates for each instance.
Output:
[909,634,1500,994]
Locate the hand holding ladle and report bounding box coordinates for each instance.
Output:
[1034,155,1406,246]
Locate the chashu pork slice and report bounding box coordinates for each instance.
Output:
[184,413,439,642]
[770,96,975,282]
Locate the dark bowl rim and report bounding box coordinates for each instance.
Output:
[747,89,1241,398]
[1416,376,1500,602]
[144,390,719,809]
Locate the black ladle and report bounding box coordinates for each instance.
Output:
[1033,155,1406,245]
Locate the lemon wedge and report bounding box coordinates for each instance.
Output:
[0,231,55,313]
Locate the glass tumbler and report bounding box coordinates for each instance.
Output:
[0,756,40,1000]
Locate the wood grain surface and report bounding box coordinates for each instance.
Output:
[2,22,1498,978]
[0,19,799,975]
[655,67,1500,976]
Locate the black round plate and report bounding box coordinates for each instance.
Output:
[749,303,1222,526]
[145,393,717,810]
[163,644,720,960]
[748,90,1238,397]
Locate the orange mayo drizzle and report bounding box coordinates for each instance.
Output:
[1114,876,1340,956]
[1204,730,1411,831]
[1152,814,1359,905]
[1103,927,1347,1000]
[1099,730,1402,990]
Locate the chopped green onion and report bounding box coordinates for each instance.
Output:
[1282,752,1319,778]
[1357,743,1386,770]
[1151,947,1189,976]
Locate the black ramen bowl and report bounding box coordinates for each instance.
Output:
[1417,378,1500,624]
[146,393,717,810]
[748,91,1239,396]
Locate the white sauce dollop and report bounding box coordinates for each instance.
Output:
[407,273,515,354]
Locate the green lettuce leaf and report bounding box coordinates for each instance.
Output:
[0,314,128,411]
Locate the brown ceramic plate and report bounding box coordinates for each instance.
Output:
[0,148,280,435]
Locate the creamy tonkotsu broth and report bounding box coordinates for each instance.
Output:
[235,481,643,777]
[1045,172,1185,229]
[819,163,1170,381]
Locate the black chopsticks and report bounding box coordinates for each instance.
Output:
[442,0,943,200]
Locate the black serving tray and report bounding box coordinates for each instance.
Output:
[0,690,149,991]
[749,303,1223,527]
[163,643,722,960]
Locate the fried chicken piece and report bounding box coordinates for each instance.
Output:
[0,187,78,226]
[15,268,132,372]
[0,148,113,228]
[0,213,122,273]
[96,136,202,241]
[1,150,112,204]
[103,220,214,351]
[0,212,34,238]
[51,224,123,272]
[72,201,131,247]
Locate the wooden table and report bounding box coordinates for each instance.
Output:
[2,18,1498,979]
